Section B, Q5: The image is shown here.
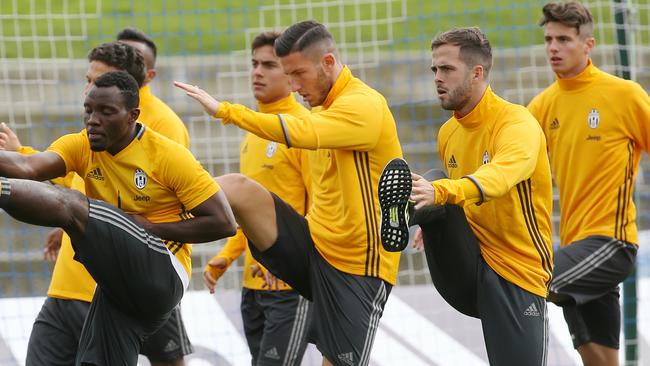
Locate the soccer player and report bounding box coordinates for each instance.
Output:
[1,40,195,366]
[117,27,190,147]
[176,20,403,366]
[527,2,650,365]
[378,27,553,365]
[0,71,236,365]
[117,28,194,366]
[202,31,312,366]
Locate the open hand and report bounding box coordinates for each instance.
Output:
[203,257,228,294]
[0,122,22,151]
[43,228,64,262]
[173,82,221,116]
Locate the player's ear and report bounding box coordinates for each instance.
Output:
[472,65,484,81]
[322,53,336,69]
[146,68,157,83]
[129,108,140,123]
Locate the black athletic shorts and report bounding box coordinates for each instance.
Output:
[240,288,311,366]
[249,193,392,366]
[26,297,90,366]
[548,235,636,349]
[26,297,193,365]
[421,200,548,366]
[140,305,194,363]
[70,199,186,366]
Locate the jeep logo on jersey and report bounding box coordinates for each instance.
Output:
[482,151,490,165]
[134,169,147,190]
[266,142,277,158]
[587,108,600,129]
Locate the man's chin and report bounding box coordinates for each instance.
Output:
[89,144,105,152]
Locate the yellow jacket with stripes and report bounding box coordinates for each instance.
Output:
[433,86,553,297]
[528,60,650,246]
[215,66,403,285]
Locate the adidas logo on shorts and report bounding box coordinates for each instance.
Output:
[164,339,179,352]
[523,302,541,317]
[337,352,354,366]
[264,347,281,360]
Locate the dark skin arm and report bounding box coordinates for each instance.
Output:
[0,151,66,181]
[133,189,237,243]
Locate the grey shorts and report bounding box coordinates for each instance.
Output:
[25,297,193,365]
[140,305,194,362]
[250,193,392,366]
[241,288,311,366]
[26,297,89,366]
[548,235,636,348]
[71,199,185,365]
[421,203,548,366]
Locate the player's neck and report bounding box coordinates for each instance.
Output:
[107,123,140,155]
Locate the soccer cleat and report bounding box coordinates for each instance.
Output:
[378,158,412,252]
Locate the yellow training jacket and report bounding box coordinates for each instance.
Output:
[434,86,553,297]
[206,94,310,290]
[215,66,403,284]
[528,60,650,246]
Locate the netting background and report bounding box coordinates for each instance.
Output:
[0,1,648,365]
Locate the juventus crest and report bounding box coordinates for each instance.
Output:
[587,109,600,129]
[482,150,490,165]
[134,168,147,190]
[266,142,277,158]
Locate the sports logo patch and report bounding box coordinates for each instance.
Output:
[134,168,147,190]
[482,151,490,165]
[266,142,277,158]
[587,109,600,129]
[448,155,458,168]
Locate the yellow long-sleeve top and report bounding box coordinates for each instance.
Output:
[47,87,191,302]
[215,66,403,284]
[206,94,311,290]
[138,85,190,148]
[434,86,553,297]
[528,60,650,246]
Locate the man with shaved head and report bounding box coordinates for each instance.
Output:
[176,20,403,366]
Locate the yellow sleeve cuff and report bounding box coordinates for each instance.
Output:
[432,177,481,206]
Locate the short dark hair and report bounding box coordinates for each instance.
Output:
[251,31,281,53]
[87,42,146,87]
[431,27,493,77]
[274,20,334,57]
[539,1,593,37]
[93,71,140,110]
[116,27,158,61]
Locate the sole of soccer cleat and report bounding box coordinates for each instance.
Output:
[378,158,412,252]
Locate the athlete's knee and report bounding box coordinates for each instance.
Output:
[57,188,89,234]
[215,174,267,207]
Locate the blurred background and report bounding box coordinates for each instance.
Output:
[0,0,648,365]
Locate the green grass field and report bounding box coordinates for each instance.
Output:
[0,0,647,58]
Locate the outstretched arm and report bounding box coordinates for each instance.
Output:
[175,81,384,151]
[0,150,66,181]
[134,189,237,243]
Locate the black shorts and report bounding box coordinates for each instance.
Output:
[421,203,548,366]
[69,199,186,365]
[140,305,194,363]
[548,236,637,348]
[26,297,90,366]
[240,288,311,366]
[249,194,391,366]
